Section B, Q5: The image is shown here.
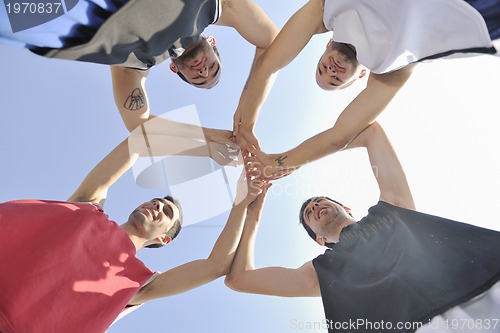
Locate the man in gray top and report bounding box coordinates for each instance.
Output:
[0,0,278,131]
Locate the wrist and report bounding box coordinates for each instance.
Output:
[270,152,290,169]
[233,190,254,207]
[239,123,255,134]
[240,195,255,207]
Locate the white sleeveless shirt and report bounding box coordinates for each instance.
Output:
[323,0,493,74]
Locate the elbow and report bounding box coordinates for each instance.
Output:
[365,121,382,136]
[224,273,244,292]
[328,133,351,152]
[125,123,138,133]
[125,119,144,133]
[336,121,382,151]
[123,113,152,133]
[224,274,236,290]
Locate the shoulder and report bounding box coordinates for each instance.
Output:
[312,248,333,265]
[218,0,265,25]
[368,64,416,86]
[111,65,149,77]
[304,0,326,17]
[298,261,321,295]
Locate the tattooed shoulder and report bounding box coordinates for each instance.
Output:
[124,88,145,111]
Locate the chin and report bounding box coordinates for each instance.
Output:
[130,210,148,226]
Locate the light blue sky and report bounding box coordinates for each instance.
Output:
[1,1,500,332]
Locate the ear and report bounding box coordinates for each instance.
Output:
[157,234,173,246]
[169,62,178,74]
[358,69,367,79]
[206,35,216,46]
[343,206,352,214]
[326,38,334,48]
[315,235,326,246]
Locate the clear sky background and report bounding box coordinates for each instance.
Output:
[1,1,500,332]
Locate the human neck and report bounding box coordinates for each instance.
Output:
[331,219,356,243]
[121,223,146,251]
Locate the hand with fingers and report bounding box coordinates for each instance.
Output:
[234,163,270,207]
[204,128,236,146]
[203,128,242,167]
[233,124,261,155]
[207,142,242,167]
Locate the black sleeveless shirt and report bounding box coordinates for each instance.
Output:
[313,201,500,333]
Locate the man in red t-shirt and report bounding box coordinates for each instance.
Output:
[0,128,269,333]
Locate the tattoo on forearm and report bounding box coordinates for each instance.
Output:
[123,88,145,111]
[275,155,288,167]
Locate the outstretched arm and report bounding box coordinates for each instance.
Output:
[225,184,320,297]
[110,66,235,148]
[128,177,269,304]
[248,65,415,178]
[231,0,327,150]
[224,122,413,297]
[343,122,415,210]
[67,138,135,206]
[217,0,279,146]
[68,125,238,206]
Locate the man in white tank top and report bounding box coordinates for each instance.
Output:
[233,0,498,180]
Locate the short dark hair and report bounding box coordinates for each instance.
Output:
[145,195,183,249]
[298,196,351,249]
[176,44,221,85]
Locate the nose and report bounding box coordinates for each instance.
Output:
[198,66,209,77]
[327,65,336,76]
[153,200,162,211]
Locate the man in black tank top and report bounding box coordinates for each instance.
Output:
[225,121,500,333]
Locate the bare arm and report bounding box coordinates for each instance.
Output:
[248,65,415,178]
[225,184,320,297]
[217,0,279,138]
[233,0,327,149]
[111,66,237,148]
[218,0,278,51]
[129,203,248,304]
[67,128,238,206]
[67,139,135,206]
[129,179,268,304]
[344,122,415,210]
[111,66,151,132]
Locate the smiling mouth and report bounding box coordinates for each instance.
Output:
[142,207,157,220]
